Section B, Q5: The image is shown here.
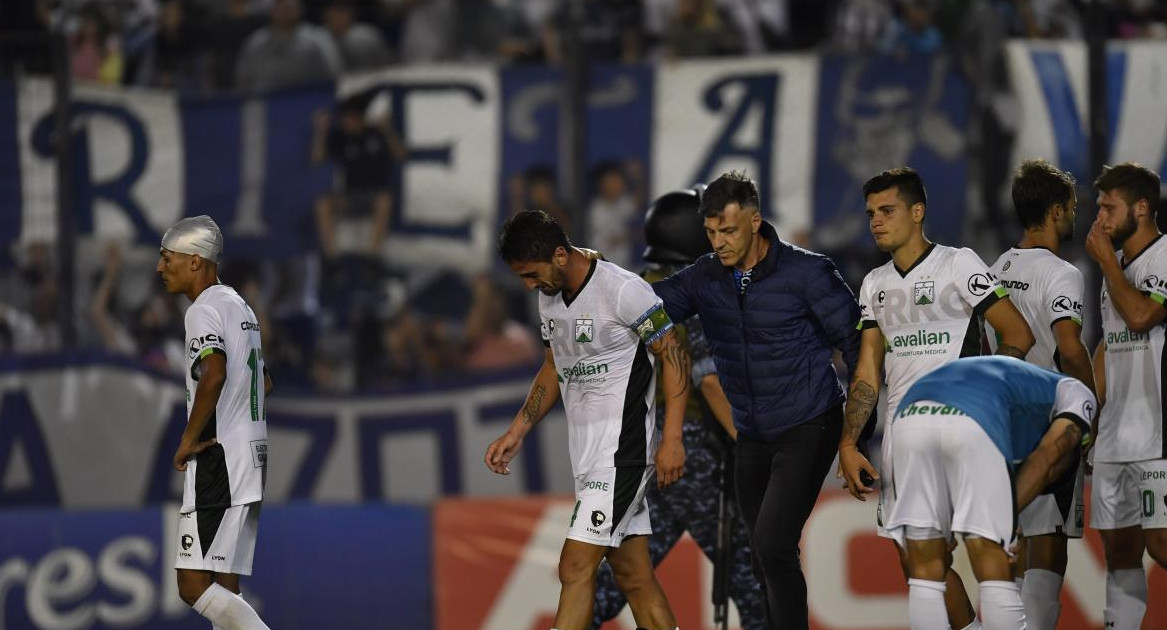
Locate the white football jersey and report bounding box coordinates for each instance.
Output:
[986,248,1085,370]
[539,260,674,476]
[858,244,1006,419]
[1096,235,1167,463]
[181,284,268,513]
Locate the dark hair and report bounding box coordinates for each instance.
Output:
[337,94,366,117]
[1011,159,1076,229]
[498,210,571,263]
[699,171,760,218]
[862,167,927,208]
[1094,162,1160,217]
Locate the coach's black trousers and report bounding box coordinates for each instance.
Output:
[734,406,843,630]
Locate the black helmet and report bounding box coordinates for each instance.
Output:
[642,185,712,265]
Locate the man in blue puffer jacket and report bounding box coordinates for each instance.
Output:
[652,171,861,630]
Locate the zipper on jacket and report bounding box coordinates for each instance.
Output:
[737,278,757,432]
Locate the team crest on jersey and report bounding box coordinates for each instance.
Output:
[913,281,935,305]
[575,318,594,343]
[1002,260,1012,272]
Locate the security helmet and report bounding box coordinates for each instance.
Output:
[642,185,712,265]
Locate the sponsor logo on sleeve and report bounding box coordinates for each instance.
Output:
[967,273,992,296]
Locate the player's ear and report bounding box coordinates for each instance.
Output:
[553,246,568,266]
[912,203,925,224]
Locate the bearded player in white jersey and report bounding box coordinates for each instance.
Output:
[485,210,688,630]
[986,159,1096,630]
[158,216,272,630]
[837,167,1035,630]
[1084,163,1167,630]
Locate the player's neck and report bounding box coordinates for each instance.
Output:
[1018,228,1060,255]
[186,275,221,302]
[561,248,594,297]
[891,233,931,271]
[1120,223,1162,261]
[736,233,770,271]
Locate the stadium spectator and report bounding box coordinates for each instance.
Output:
[140,0,201,89]
[651,171,861,628]
[235,0,341,93]
[323,0,391,70]
[659,0,743,58]
[543,0,642,65]
[509,165,576,236]
[205,0,267,92]
[831,0,893,52]
[585,161,642,270]
[461,273,540,371]
[1015,0,1082,38]
[1112,0,1167,38]
[310,94,406,260]
[879,0,944,57]
[384,0,455,63]
[70,3,124,84]
[452,0,542,62]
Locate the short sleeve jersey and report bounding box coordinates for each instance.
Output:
[540,260,674,475]
[1096,235,1167,463]
[181,284,268,513]
[986,248,1085,370]
[858,244,1007,418]
[896,357,1095,468]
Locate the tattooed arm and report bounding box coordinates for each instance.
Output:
[649,326,690,488]
[837,326,885,500]
[984,297,1034,360]
[484,346,562,474]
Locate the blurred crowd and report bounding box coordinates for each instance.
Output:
[2,0,1166,393]
[1,0,1165,93]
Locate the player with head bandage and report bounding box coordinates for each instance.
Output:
[158,215,273,630]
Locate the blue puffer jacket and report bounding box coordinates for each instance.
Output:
[652,222,861,441]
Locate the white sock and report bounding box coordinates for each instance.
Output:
[1105,569,1147,630]
[979,580,1026,630]
[908,579,948,630]
[958,620,984,630]
[191,583,271,630]
[1021,568,1062,630]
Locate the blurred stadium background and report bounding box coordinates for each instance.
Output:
[2,0,1167,628]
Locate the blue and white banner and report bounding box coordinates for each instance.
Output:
[814,54,970,246]
[0,355,572,510]
[0,54,968,268]
[1007,40,1167,189]
[0,503,430,630]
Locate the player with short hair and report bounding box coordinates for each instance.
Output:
[837,167,1035,630]
[1084,162,1167,630]
[884,356,1095,630]
[589,188,767,630]
[485,210,689,630]
[986,158,1095,630]
[158,216,272,630]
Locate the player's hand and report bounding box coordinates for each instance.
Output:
[655,438,684,488]
[1084,216,1114,266]
[837,444,879,501]
[485,430,523,475]
[173,438,218,472]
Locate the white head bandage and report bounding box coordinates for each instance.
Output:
[161,215,223,264]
